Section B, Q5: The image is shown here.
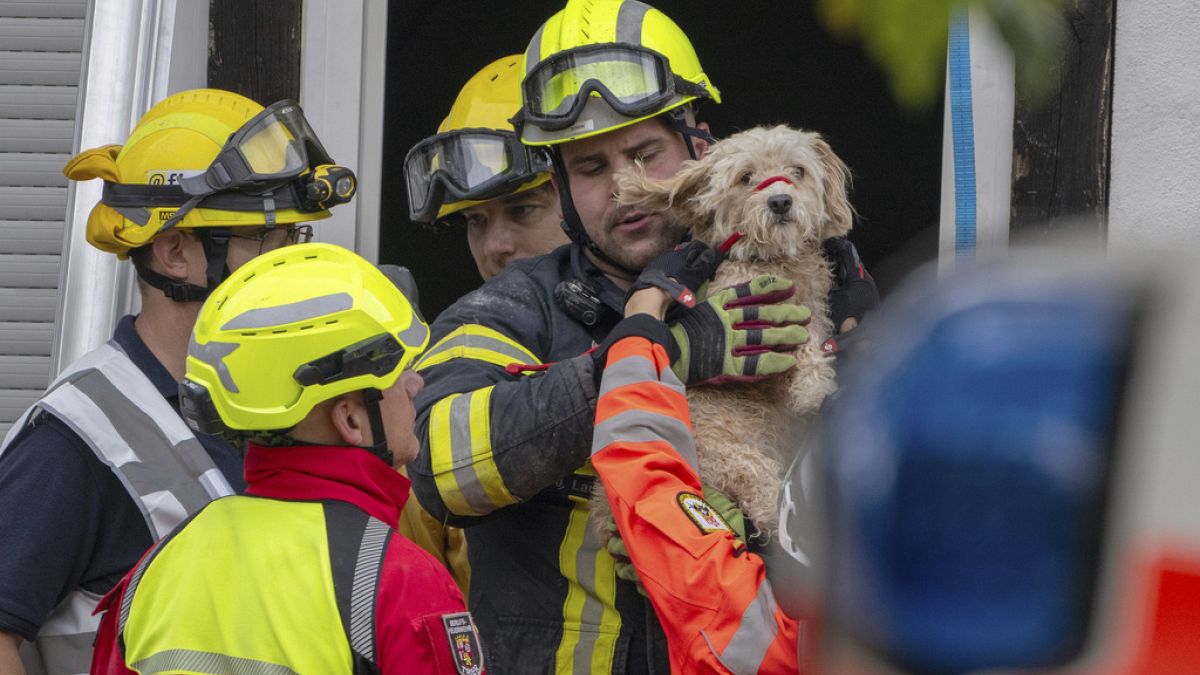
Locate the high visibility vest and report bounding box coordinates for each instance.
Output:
[0,341,234,675]
[117,496,389,675]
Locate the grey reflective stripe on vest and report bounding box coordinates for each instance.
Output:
[19,591,102,675]
[132,649,301,675]
[1,341,235,675]
[349,517,391,665]
[23,341,234,536]
[702,578,782,675]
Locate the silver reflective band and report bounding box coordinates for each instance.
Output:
[132,649,300,675]
[591,408,699,473]
[220,292,354,330]
[349,517,390,663]
[1,341,234,675]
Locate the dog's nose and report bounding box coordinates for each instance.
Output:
[767,193,792,215]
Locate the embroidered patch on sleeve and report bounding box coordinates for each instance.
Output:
[677,491,733,535]
[442,611,485,675]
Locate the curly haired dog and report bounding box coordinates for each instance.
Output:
[594,125,854,541]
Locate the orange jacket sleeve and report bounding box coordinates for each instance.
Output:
[591,329,800,675]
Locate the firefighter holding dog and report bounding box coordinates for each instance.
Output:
[0,89,351,675]
[402,0,868,671]
[89,243,483,675]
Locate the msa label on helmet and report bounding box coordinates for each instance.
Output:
[677,491,732,535]
[145,169,203,186]
[441,612,484,675]
[564,118,595,135]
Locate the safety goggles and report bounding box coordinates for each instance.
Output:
[181,99,333,196]
[137,100,345,231]
[520,43,709,132]
[404,128,547,223]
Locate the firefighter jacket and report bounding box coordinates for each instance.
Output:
[591,316,802,674]
[0,337,236,675]
[410,243,673,673]
[90,443,483,675]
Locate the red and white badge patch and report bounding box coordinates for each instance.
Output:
[677,491,733,535]
[442,612,484,675]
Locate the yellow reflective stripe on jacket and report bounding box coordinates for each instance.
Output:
[554,462,621,674]
[414,324,541,372]
[122,497,354,675]
[429,386,519,516]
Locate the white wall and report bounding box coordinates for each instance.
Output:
[1108,1,1200,249]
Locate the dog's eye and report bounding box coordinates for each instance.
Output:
[792,166,806,179]
[738,171,753,185]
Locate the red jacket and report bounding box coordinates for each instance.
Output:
[592,330,801,674]
[90,443,483,674]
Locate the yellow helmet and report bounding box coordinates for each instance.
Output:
[405,55,551,224]
[64,89,337,258]
[518,0,721,146]
[179,242,430,440]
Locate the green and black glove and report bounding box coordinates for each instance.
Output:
[669,275,811,385]
[606,485,747,596]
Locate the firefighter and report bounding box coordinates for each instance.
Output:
[90,243,482,675]
[405,54,569,282]
[405,1,831,671]
[0,89,353,675]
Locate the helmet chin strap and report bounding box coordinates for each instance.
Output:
[664,106,715,161]
[544,108,713,282]
[546,147,641,280]
[361,388,393,467]
[135,228,231,303]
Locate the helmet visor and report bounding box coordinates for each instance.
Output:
[404,129,542,222]
[523,44,677,131]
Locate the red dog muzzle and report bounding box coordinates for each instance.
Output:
[754,175,794,191]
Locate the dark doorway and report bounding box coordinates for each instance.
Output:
[381,1,944,318]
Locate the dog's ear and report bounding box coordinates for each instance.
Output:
[615,157,712,227]
[815,137,854,239]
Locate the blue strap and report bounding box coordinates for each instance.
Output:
[949,11,977,260]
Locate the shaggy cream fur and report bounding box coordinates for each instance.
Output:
[594,125,854,541]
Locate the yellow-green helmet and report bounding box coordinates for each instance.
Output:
[180,243,430,439]
[63,89,334,258]
[404,55,551,225]
[518,0,721,146]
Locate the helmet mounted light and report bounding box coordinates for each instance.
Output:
[156,99,354,231]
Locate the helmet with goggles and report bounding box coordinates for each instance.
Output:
[179,243,430,461]
[405,55,551,225]
[516,0,720,147]
[64,89,356,301]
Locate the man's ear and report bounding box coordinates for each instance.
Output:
[329,394,368,447]
[149,230,194,281]
[693,121,712,159]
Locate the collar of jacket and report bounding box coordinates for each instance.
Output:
[568,242,629,314]
[243,443,410,529]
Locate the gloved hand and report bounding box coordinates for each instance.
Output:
[627,240,724,308]
[823,236,879,333]
[606,484,747,597]
[668,275,810,385]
